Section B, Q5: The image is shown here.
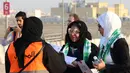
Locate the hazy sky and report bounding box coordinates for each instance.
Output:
[0,0,130,13]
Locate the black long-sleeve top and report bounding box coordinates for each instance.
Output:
[63,43,99,73]
[104,38,130,73]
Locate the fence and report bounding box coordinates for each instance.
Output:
[45,34,130,47]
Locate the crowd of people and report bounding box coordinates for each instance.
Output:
[0,11,130,73]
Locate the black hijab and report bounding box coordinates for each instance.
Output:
[65,20,92,49]
[13,16,43,68]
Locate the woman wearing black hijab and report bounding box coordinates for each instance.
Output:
[5,16,66,73]
[62,20,99,73]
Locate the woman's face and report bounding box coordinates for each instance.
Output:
[68,16,75,23]
[68,25,80,42]
[98,24,104,36]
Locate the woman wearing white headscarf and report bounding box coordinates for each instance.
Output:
[93,12,130,73]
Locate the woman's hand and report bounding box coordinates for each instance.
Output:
[93,59,105,70]
[72,61,78,67]
[67,61,78,68]
[14,26,21,33]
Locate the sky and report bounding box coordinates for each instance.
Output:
[0,0,130,14]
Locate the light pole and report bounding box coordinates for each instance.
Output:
[86,12,88,21]
[120,0,122,17]
[5,0,8,30]
[74,2,76,13]
[62,0,64,40]
[98,0,100,3]
[120,0,122,4]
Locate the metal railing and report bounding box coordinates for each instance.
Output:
[43,33,63,42]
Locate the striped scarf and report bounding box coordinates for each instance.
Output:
[62,39,91,62]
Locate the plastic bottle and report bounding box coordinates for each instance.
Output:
[93,56,100,65]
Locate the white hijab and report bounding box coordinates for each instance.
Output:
[97,12,122,46]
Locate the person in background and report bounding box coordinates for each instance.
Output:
[93,12,130,73]
[62,20,99,73]
[5,16,66,73]
[68,13,80,25]
[2,11,27,46]
[0,11,27,64]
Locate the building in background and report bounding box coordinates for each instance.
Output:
[51,1,129,19]
[115,4,128,17]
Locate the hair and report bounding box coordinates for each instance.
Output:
[69,13,80,21]
[15,11,27,20]
[65,20,92,50]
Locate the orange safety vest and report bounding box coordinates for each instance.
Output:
[7,42,48,73]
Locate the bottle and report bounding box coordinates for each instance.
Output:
[93,56,100,65]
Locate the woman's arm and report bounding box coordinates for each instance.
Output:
[86,43,99,68]
[43,42,67,73]
[111,38,130,65]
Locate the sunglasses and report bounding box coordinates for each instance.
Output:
[68,28,80,34]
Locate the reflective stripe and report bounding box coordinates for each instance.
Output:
[10,70,49,73]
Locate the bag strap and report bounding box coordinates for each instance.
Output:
[18,43,45,73]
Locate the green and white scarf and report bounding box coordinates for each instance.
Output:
[62,39,91,62]
[98,29,121,62]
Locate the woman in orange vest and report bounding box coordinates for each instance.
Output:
[5,16,66,73]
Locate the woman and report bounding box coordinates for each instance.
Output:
[65,13,81,44]
[62,20,99,73]
[94,12,130,73]
[5,16,66,73]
